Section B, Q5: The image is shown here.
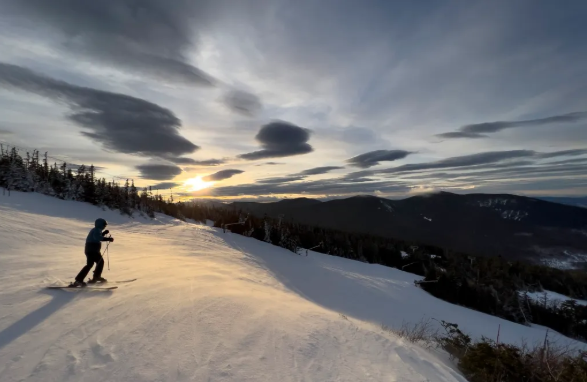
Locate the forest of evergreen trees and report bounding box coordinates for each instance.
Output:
[0,144,173,217]
[214,205,587,342]
[2,144,587,342]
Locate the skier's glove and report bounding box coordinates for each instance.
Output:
[102,230,110,235]
[108,237,114,242]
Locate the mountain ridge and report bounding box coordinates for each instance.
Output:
[229,191,587,266]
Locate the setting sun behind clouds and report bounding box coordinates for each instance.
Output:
[184,176,214,192]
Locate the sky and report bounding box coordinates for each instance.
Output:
[0,0,586,201]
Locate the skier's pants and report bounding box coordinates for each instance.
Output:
[75,246,103,282]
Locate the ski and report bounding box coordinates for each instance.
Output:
[46,285,118,290]
[113,278,137,283]
[86,278,137,285]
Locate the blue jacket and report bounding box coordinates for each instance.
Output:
[86,218,110,246]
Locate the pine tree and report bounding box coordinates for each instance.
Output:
[264,220,272,243]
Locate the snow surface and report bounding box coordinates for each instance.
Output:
[476,198,528,221]
[0,192,584,382]
[539,251,587,270]
[380,200,394,213]
[526,290,587,307]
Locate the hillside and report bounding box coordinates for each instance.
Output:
[230,192,587,266]
[1,192,584,381]
[538,196,587,209]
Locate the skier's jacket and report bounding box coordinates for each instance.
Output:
[85,218,109,254]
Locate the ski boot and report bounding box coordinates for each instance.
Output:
[70,280,87,288]
[87,276,107,284]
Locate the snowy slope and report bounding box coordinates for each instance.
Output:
[0,192,582,382]
[526,290,587,306]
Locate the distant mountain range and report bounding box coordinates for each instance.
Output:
[537,196,587,209]
[229,192,587,268]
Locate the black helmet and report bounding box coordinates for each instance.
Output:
[95,218,108,229]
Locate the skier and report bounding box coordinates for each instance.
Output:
[71,218,114,287]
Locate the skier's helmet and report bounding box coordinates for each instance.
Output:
[95,218,108,229]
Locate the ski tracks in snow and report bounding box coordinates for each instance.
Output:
[0,192,469,381]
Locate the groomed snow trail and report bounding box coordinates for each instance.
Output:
[0,192,577,381]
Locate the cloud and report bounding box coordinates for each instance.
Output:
[387,150,587,178]
[545,157,587,166]
[399,160,538,179]
[298,166,345,176]
[211,178,409,197]
[238,121,313,160]
[192,159,226,166]
[379,150,536,174]
[256,162,285,166]
[340,127,387,147]
[467,163,587,180]
[0,63,198,160]
[166,157,200,165]
[346,177,377,183]
[537,149,587,159]
[2,0,216,87]
[136,164,182,180]
[341,170,377,180]
[257,176,306,184]
[435,132,488,139]
[438,166,587,191]
[167,157,226,166]
[437,112,587,139]
[212,148,587,198]
[0,128,13,136]
[149,182,181,190]
[223,89,262,116]
[202,169,244,182]
[347,150,413,168]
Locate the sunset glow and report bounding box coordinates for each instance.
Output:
[184,177,214,192]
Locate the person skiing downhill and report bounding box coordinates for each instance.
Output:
[71,218,114,287]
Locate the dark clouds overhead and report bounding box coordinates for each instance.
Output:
[374,150,587,190]
[340,127,386,147]
[223,90,262,116]
[207,147,587,198]
[149,182,181,190]
[256,162,285,166]
[193,159,226,166]
[211,178,410,197]
[399,163,587,186]
[436,132,487,139]
[136,164,182,180]
[379,150,536,174]
[1,1,586,199]
[437,112,587,139]
[537,149,587,159]
[545,157,587,166]
[202,169,244,182]
[167,157,226,166]
[166,157,201,165]
[257,176,306,184]
[0,63,199,161]
[2,0,216,86]
[239,121,313,160]
[253,167,345,186]
[347,150,413,168]
[298,166,344,176]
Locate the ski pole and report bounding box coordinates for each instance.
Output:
[101,234,112,270]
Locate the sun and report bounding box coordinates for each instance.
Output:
[184,176,214,192]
